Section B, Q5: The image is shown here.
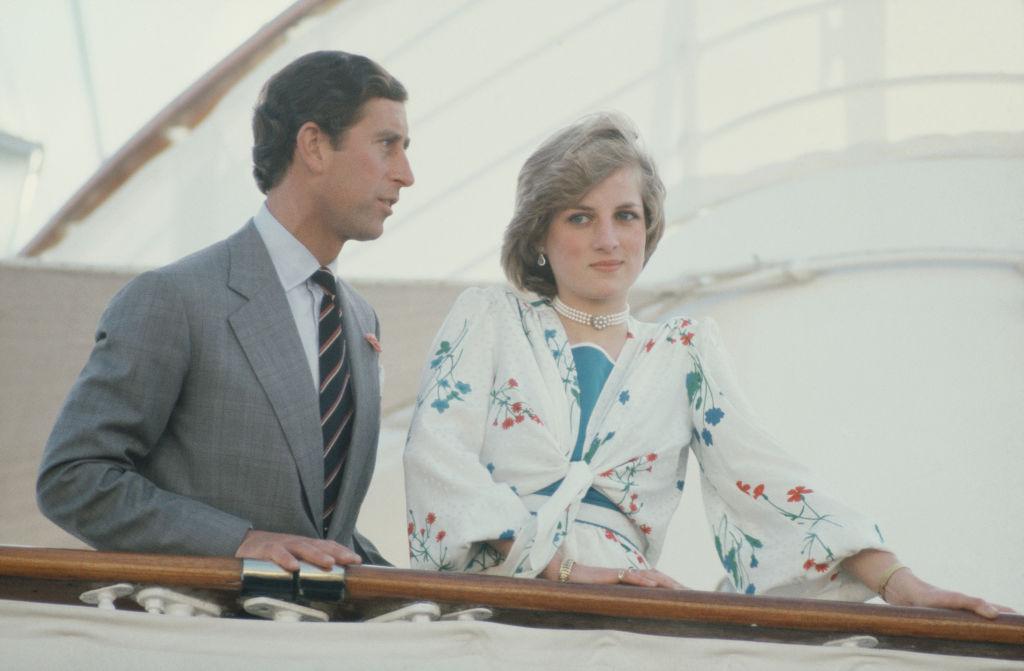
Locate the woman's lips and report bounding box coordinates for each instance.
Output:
[590,260,624,271]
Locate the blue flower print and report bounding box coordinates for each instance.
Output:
[704,407,724,425]
[418,320,473,414]
[618,390,630,405]
[745,584,757,595]
[687,353,726,446]
[499,529,515,540]
[544,329,557,339]
[676,480,685,492]
[722,547,737,574]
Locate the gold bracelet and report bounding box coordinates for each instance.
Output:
[558,557,576,583]
[877,562,908,598]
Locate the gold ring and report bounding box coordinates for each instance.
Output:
[616,569,626,581]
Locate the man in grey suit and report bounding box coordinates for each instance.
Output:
[37,51,413,572]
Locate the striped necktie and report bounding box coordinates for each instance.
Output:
[310,268,354,535]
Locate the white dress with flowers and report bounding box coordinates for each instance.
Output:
[403,286,885,599]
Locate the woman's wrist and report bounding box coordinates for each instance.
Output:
[876,562,910,601]
[878,566,921,605]
[540,550,564,581]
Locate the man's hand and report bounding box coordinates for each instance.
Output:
[234,530,362,572]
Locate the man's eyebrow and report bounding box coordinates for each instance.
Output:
[376,129,411,149]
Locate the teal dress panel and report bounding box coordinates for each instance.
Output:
[570,345,614,461]
[534,344,618,510]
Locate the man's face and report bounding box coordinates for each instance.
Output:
[315,97,413,245]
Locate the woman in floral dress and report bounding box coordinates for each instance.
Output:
[403,113,1003,617]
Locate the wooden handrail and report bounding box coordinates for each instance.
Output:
[344,565,1024,647]
[0,546,240,590]
[1,546,1021,657]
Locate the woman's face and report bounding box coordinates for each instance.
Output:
[543,166,646,313]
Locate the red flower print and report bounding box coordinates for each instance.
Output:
[629,503,638,512]
[604,529,616,540]
[501,417,515,430]
[600,469,613,477]
[753,484,765,499]
[803,559,815,570]
[419,528,425,535]
[637,556,646,565]
[680,332,694,346]
[511,402,523,412]
[646,453,657,462]
[787,486,813,503]
[426,512,437,525]
[736,481,751,495]
[530,415,543,424]
[436,530,446,542]
[639,524,652,535]
[514,414,525,424]
[644,338,655,352]
[630,493,638,500]
[507,378,518,388]
[815,562,829,573]
[681,319,691,328]
[407,522,414,536]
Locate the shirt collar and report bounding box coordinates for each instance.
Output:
[253,203,338,290]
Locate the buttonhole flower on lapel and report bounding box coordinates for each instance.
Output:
[364,333,383,353]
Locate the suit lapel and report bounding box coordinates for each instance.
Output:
[327,281,380,539]
[226,223,323,526]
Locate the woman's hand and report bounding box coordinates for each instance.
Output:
[842,549,1012,619]
[538,552,686,589]
[881,568,1012,619]
[576,564,686,589]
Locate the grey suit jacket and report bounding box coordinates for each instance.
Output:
[37,222,387,562]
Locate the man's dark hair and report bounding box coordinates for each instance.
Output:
[252,51,407,193]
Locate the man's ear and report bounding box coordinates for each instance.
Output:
[294,121,328,173]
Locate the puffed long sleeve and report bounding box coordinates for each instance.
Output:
[404,288,534,571]
[686,319,884,599]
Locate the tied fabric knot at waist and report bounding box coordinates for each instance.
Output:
[501,461,610,577]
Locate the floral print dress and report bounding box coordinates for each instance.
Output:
[404,287,885,599]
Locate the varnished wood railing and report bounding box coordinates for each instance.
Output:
[1,547,1021,659]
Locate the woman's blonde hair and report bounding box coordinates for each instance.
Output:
[501,113,666,297]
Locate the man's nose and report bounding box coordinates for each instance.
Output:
[393,151,414,187]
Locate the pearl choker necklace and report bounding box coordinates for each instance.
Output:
[552,296,629,330]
